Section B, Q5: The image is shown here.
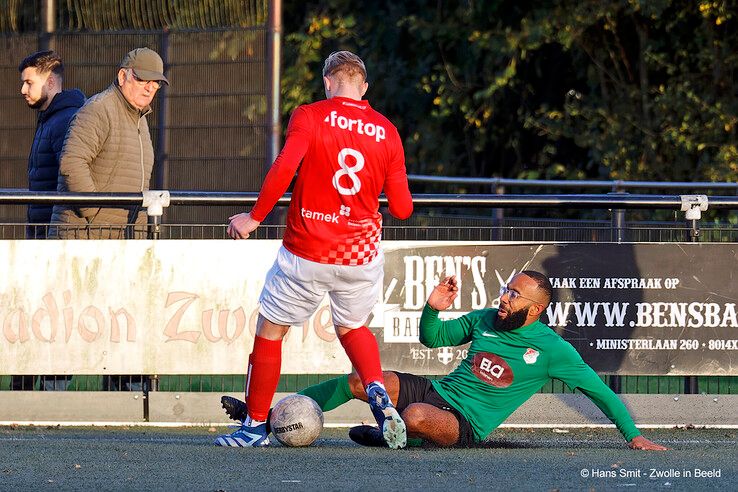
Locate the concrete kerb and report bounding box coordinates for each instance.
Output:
[1,392,736,428]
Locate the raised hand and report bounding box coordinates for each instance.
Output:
[427,275,459,311]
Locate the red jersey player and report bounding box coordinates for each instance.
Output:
[218,51,413,448]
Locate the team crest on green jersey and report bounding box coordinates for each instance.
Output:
[523,348,539,365]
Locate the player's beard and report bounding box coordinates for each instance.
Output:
[495,306,530,331]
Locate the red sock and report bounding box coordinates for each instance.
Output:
[245,335,282,421]
[339,326,384,387]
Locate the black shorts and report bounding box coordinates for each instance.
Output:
[393,371,476,448]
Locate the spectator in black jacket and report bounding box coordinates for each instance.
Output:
[20,50,85,239]
[15,51,84,391]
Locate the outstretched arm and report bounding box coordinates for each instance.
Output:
[549,342,668,450]
[227,107,311,239]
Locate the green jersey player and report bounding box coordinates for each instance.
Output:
[222,271,666,450]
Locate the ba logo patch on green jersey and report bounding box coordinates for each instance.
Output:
[471,352,513,387]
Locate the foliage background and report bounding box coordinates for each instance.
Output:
[281,1,738,184]
[2,0,736,184]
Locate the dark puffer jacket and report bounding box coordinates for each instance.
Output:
[27,88,85,237]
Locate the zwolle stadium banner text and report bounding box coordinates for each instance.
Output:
[0,241,735,375]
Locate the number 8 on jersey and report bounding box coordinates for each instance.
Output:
[333,147,364,196]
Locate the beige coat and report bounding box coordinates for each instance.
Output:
[50,84,154,239]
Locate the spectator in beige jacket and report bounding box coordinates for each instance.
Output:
[50,47,168,239]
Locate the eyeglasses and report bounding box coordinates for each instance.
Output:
[130,70,162,89]
[499,285,541,304]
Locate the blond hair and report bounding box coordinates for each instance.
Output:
[322,51,367,81]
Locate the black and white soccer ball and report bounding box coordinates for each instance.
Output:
[269,394,324,447]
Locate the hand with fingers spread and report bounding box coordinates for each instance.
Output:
[427,275,459,311]
[227,212,261,240]
[628,435,668,451]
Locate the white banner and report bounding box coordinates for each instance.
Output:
[0,240,352,375]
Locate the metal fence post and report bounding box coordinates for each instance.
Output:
[144,191,170,240]
[262,0,283,228]
[154,30,170,192]
[266,0,282,171]
[149,215,161,240]
[685,215,700,394]
[608,189,628,243]
[680,195,708,395]
[40,0,56,51]
[688,218,701,242]
[608,188,626,393]
[493,181,504,240]
[143,375,159,422]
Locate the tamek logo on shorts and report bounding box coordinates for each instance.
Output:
[324,110,386,143]
[471,352,513,388]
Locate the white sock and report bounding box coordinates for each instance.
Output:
[244,416,266,427]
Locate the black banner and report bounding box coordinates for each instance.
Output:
[376,243,738,375]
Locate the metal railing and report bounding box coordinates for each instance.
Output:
[407,175,738,192]
[4,189,738,207]
[2,188,736,241]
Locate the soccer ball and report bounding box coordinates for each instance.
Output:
[269,394,324,447]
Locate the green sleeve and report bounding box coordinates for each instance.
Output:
[548,341,641,442]
[418,304,475,348]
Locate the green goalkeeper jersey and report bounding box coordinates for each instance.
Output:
[420,304,641,443]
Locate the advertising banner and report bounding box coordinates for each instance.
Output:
[377,242,738,375]
[1,241,735,375]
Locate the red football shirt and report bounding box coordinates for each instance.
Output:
[251,96,412,265]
